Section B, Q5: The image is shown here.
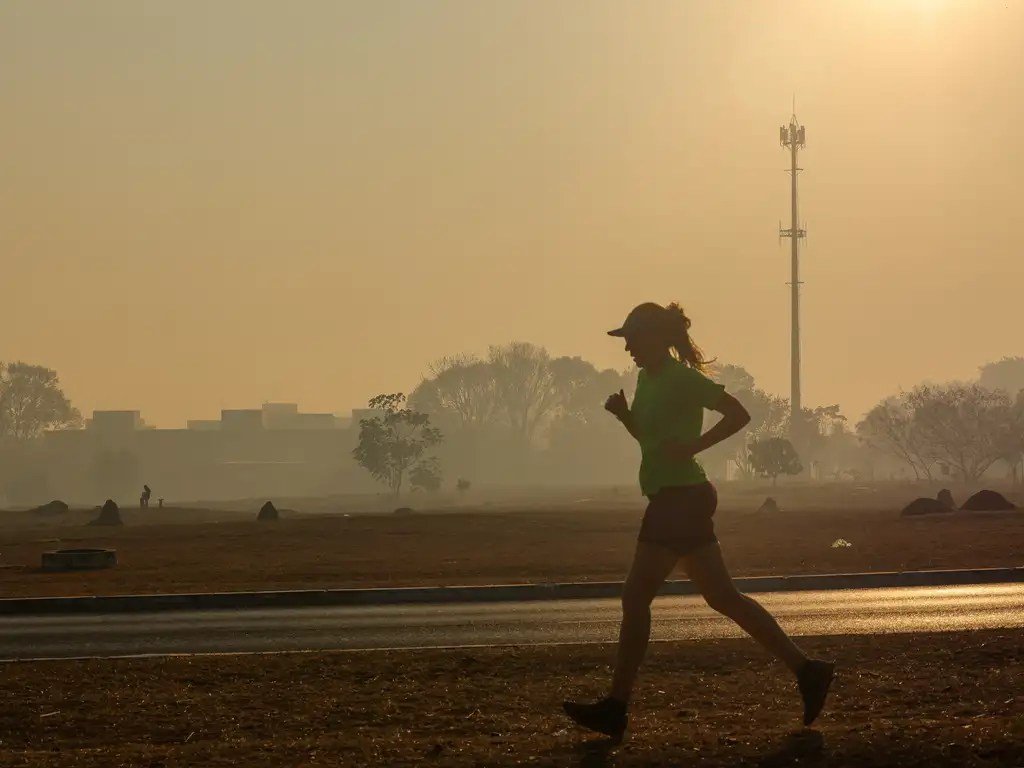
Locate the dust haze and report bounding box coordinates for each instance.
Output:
[2,1,1023,503]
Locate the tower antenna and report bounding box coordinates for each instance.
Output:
[779,111,807,437]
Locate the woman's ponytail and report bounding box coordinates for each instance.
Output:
[664,302,713,371]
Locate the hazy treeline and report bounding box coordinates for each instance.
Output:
[404,343,849,486]
[408,343,637,486]
[407,347,1024,488]
[4,354,1024,505]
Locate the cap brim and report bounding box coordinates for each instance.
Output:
[607,328,626,337]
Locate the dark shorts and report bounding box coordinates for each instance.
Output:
[638,482,718,556]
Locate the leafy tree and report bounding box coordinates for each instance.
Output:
[409,457,443,492]
[0,363,82,442]
[748,437,803,486]
[352,393,442,496]
[456,478,471,494]
[710,363,756,395]
[979,357,1024,398]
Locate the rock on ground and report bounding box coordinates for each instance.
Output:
[900,497,954,517]
[961,490,1015,511]
[90,500,123,526]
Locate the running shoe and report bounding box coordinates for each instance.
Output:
[797,659,835,726]
[562,697,628,739]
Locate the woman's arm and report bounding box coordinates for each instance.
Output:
[665,391,751,459]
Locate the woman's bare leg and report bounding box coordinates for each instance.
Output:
[608,541,679,703]
[681,542,807,673]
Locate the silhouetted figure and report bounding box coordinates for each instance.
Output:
[563,302,833,740]
[140,485,152,509]
[158,498,164,508]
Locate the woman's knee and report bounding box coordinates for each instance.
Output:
[702,587,744,615]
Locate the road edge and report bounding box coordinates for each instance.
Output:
[2,566,1022,616]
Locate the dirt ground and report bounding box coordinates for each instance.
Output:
[1,628,1021,766]
[1,485,1022,598]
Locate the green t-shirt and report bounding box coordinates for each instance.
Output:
[630,358,725,496]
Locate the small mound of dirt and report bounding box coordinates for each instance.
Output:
[257,502,279,522]
[393,507,415,515]
[960,490,1015,512]
[900,498,955,517]
[757,497,780,514]
[32,500,69,516]
[936,489,956,509]
[90,499,123,526]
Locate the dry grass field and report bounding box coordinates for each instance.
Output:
[1,629,1021,766]
[1,484,1021,598]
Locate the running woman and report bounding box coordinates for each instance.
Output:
[563,302,834,739]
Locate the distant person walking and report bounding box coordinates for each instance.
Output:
[562,302,834,739]
[140,485,151,509]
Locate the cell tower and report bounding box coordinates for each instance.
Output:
[779,111,806,436]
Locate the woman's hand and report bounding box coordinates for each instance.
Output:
[604,389,630,420]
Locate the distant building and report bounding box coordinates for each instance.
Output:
[187,420,221,431]
[41,403,371,504]
[220,409,264,432]
[89,411,143,432]
[262,403,340,430]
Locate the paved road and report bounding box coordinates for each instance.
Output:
[2,584,1022,661]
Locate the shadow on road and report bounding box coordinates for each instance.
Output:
[534,729,825,767]
[757,729,825,767]
[572,736,620,767]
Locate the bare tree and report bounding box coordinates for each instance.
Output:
[487,342,561,445]
[992,395,1024,486]
[857,396,934,481]
[906,383,1009,483]
[410,354,499,430]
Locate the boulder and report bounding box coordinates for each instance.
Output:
[90,499,123,526]
[936,489,956,509]
[757,497,780,514]
[900,497,955,517]
[257,501,279,522]
[393,507,415,515]
[32,500,69,516]
[960,490,1016,512]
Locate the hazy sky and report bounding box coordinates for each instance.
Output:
[3,1,1022,427]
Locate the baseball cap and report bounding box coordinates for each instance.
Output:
[607,302,667,337]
